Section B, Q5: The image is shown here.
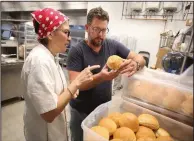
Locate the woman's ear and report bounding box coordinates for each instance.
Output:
[47,33,53,40]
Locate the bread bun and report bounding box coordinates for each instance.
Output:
[144,84,167,105]
[138,114,159,130]
[163,87,186,111]
[155,128,170,137]
[156,136,174,141]
[108,112,122,128]
[119,112,139,132]
[113,127,136,141]
[98,117,117,136]
[183,92,193,100]
[91,126,109,140]
[107,55,123,70]
[129,80,152,100]
[110,139,123,141]
[181,94,193,117]
[137,137,156,141]
[136,126,156,139]
[129,80,145,99]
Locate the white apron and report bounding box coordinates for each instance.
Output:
[21,44,68,141]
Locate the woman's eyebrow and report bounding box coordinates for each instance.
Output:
[60,29,70,31]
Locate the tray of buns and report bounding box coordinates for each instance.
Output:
[81,99,193,141]
[121,67,193,126]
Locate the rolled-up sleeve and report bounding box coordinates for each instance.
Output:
[114,40,130,59]
[27,59,58,114]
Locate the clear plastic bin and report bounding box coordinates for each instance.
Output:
[81,100,193,141]
[122,67,193,126]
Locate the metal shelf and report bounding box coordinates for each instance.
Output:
[1,40,18,47]
[17,22,37,60]
[180,25,193,73]
[1,19,31,22]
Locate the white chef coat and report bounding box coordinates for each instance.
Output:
[21,44,68,141]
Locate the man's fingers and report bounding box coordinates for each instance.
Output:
[103,64,109,69]
[120,69,131,74]
[89,65,101,71]
[127,70,135,77]
[109,70,119,76]
[120,67,134,74]
[119,59,132,71]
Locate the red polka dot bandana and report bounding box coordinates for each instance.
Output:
[31,8,69,39]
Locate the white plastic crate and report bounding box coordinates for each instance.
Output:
[122,66,193,126]
[81,100,193,141]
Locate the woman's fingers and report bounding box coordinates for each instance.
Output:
[79,65,100,83]
[88,65,100,71]
[120,67,134,74]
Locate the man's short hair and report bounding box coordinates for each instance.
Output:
[87,7,109,24]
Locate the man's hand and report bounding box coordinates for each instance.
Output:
[74,65,100,89]
[118,59,138,77]
[99,64,120,81]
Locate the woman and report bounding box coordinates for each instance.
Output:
[21,8,100,141]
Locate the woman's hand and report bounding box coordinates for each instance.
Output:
[73,65,100,89]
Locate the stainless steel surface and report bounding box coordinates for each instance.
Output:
[1,2,87,12]
[1,63,25,101]
[1,40,18,47]
[180,28,193,73]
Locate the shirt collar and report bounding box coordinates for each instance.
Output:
[38,44,56,61]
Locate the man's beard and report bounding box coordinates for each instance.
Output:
[90,37,103,47]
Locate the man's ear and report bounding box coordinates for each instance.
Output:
[85,24,89,32]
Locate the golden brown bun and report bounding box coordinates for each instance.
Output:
[119,112,139,132]
[108,112,122,128]
[107,55,123,70]
[155,128,170,137]
[129,80,145,99]
[110,139,123,141]
[138,114,159,130]
[163,87,186,111]
[136,126,156,139]
[113,127,136,141]
[156,136,174,141]
[144,84,167,105]
[98,117,117,136]
[183,92,193,100]
[137,137,156,141]
[128,79,140,90]
[91,126,109,140]
[129,80,152,100]
[181,95,193,117]
[128,80,143,98]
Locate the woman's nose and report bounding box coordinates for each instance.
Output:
[68,36,71,41]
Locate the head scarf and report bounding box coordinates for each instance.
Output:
[31,8,69,39]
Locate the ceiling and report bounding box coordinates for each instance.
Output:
[1,2,88,12]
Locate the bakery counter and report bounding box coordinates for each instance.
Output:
[1,61,25,101]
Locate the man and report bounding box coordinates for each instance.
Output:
[66,7,145,141]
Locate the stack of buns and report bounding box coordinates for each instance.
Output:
[128,79,193,117]
[91,112,174,141]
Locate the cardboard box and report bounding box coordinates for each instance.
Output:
[155,47,171,69]
[186,19,193,26]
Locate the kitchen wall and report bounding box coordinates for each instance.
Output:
[87,2,193,67]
